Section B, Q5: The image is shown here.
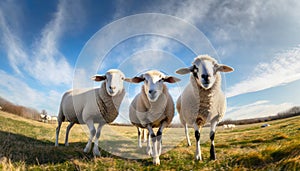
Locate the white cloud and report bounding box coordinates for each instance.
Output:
[227,45,300,97]
[0,0,85,86]
[0,70,61,114]
[0,2,28,74]
[225,100,294,120]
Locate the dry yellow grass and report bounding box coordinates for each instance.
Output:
[0,111,299,170]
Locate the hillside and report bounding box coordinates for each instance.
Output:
[0,111,299,170]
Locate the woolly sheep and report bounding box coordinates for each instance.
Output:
[176,55,233,160]
[126,70,180,165]
[55,69,127,156]
[223,124,236,129]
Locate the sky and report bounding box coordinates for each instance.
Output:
[1,0,300,123]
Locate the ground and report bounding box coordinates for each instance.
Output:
[0,111,299,170]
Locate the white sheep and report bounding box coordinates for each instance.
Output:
[55,69,127,156]
[176,55,233,160]
[126,70,180,165]
[40,114,51,123]
[223,124,235,130]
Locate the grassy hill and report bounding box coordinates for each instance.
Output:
[0,111,299,170]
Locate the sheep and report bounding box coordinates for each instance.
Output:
[40,114,51,123]
[176,55,233,161]
[55,69,127,156]
[223,124,236,130]
[126,70,180,165]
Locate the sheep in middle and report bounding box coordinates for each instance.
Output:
[126,70,180,165]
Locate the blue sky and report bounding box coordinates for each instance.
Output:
[1,0,300,123]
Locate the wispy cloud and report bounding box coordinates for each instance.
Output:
[0,1,28,74]
[0,70,61,114]
[227,45,300,97]
[0,0,85,113]
[225,100,294,120]
[0,0,85,86]
[28,0,86,85]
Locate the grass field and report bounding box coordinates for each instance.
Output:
[0,111,299,170]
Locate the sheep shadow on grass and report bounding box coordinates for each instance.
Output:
[0,130,96,165]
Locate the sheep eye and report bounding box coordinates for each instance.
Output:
[192,65,198,73]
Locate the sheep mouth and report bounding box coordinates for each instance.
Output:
[108,90,118,96]
[148,94,159,102]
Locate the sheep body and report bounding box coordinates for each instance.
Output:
[177,73,225,127]
[176,55,233,161]
[55,69,126,156]
[127,70,180,165]
[130,84,174,128]
[58,82,124,125]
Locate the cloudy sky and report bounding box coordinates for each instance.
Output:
[1,0,300,123]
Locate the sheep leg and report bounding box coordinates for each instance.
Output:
[193,123,202,161]
[137,127,142,148]
[210,120,218,160]
[142,129,147,143]
[55,121,62,146]
[84,120,96,153]
[157,121,167,156]
[146,131,152,156]
[93,123,104,156]
[147,125,160,165]
[184,123,191,146]
[65,122,75,146]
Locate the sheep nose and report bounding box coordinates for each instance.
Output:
[109,86,116,90]
[149,90,156,95]
[201,74,210,82]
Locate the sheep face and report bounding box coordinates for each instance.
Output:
[125,70,180,102]
[176,55,234,90]
[92,69,126,96]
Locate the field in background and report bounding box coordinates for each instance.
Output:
[0,111,299,170]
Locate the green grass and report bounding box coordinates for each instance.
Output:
[0,111,299,170]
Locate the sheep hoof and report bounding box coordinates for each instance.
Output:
[195,155,202,161]
[55,143,59,147]
[65,143,69,146]
[84,146,91,153]
[153,157,160,165]
[93,148,101,157]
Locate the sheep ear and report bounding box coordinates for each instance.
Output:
[163,76,181,83]
[91,75,106,82]
[176,67,191,75]
[124,76,145,83]
[217,64,234,73]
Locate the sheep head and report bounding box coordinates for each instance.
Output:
[92,69,126,96]
[125,70,180,102]
[176,55,234,90]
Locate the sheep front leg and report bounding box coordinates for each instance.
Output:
[193,123,202,161]
[210,120,218,160]
[55,121,62,146]
[65,122,75,146]
[137,127,142,148]
[157,121,167,156]
[147,125,159,165]
[146,131,152,156]
[184,123,191,146]
[142,129,147,143]
[93,123,104,156]
[84,120,96,153]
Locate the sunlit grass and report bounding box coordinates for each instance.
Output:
[0,111,299,170]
